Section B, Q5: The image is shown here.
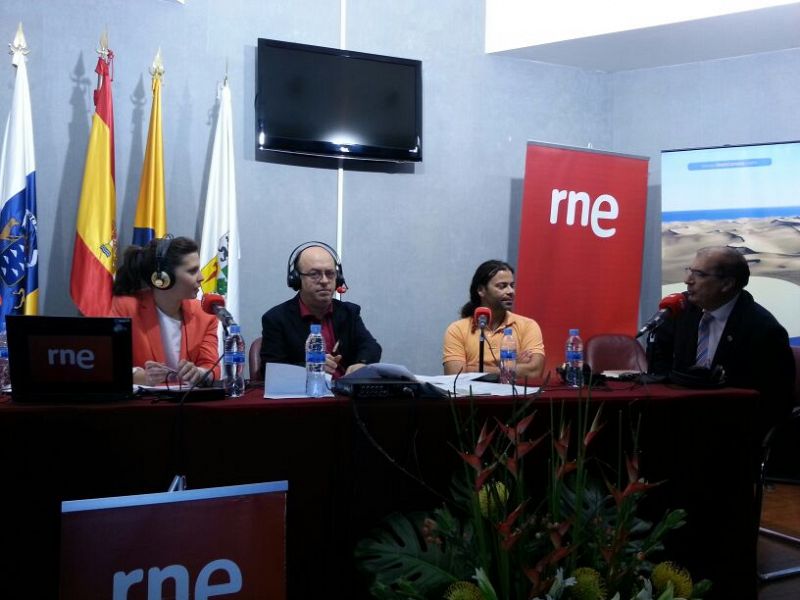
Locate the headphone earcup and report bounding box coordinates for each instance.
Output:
[335,265,345,289]
[287,269,301,290]
[151,271,172,290]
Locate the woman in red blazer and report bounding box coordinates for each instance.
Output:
[110,236,219,386]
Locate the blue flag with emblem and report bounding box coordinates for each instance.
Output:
[0,24,39,328]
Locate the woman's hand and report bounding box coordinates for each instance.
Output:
[175,359,210,387]
[142,360,209,387]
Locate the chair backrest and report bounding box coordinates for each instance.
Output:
[793,346,800,406]
[584,334,647,373]
[249,336,263,381]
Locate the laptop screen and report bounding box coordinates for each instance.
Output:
[6,316,133,402]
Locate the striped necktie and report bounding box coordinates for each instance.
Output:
[695,311,714,367]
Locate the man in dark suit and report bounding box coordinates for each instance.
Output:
[649,246,795,433]
[260,243,381,378]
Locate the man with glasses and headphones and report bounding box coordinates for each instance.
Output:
[259,242,381,379]
[648,246,794,434]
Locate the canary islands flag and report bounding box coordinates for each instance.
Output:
[132,52,166,246]
[0,24,39,327]
[70,45,116,316]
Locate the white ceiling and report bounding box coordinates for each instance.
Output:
[489,3,800,72]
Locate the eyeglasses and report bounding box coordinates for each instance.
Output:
[298,269,337,282]
[684,267,723,279]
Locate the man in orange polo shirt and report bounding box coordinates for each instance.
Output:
[442,260,545,377]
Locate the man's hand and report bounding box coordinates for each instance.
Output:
[517,349,536,364]
[324,353,342,375]
[345,362,366,376]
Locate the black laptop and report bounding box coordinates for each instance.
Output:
[6,315,133,403]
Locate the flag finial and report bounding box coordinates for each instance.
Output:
[9,23,29,61]
[150,48,165,78]
[97,29,111,61]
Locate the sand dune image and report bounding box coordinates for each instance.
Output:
[662,216,800,285]
[661,215,800,339]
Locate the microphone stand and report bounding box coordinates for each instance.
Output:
[478,325,486,373]
[167,352,225,492]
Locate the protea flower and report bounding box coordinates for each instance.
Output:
[651,561,693,598]
[567,567,606,600]
[444,580,484,600]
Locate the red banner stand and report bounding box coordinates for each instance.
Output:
[60,481,287,600]
[515,142,649,377]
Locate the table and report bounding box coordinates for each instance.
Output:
[0,382,760,599]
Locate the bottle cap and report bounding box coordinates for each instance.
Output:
[504,327,513,335]
[569,328,579,335]
[230,324,241,334]
[310,324,322,334]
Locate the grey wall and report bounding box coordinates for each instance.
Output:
[0,1,796,375]
[609,48,800,321]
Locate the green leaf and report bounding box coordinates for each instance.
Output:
[656,580,675,600]
[369,579,428,600]
[356,512,463,595]
[473,567,499,600]
[690,579,712,598]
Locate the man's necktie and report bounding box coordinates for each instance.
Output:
[695,311,714,367]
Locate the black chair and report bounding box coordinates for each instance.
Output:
[756,346,800,582]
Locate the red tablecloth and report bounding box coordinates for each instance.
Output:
[0,382,760,599]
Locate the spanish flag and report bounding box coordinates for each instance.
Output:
[70,40,116,316]
[132,50,166,246]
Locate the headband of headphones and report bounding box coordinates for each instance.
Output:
[151,235,175,290]
[286,241,346,292]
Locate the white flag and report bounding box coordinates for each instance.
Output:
[199,80,239,328]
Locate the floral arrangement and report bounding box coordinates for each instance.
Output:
[356,390,711,600]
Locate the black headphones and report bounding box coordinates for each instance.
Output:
[286,241,347,292]
[151,235,175,290]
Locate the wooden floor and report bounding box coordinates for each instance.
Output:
[758,483,800,600]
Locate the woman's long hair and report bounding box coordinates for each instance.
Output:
[112,236,199,295]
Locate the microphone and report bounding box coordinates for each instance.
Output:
[473,306,491,330]
[636,292,688,338]
[201,293,237,327]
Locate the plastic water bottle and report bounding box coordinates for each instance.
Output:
[0,329,8,391]
[223,324,245,397]
[499,327,517,385]
[565,328,584,388]
[305,324,327,397]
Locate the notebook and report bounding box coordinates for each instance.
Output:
[6,315,133,403]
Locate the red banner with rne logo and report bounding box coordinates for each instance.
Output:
[514,142,649,377]
[60,482,287,600]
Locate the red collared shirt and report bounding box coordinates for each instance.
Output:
[298,298,343,377]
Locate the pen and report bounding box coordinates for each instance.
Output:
[332,341,340,354]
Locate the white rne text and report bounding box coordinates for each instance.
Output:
[112,558,242,600]
[549,189,619,238]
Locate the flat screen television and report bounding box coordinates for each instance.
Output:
[255,38,422,163]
